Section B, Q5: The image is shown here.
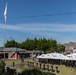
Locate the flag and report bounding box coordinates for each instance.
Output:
[4,3,7,22]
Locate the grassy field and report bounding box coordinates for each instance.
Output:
[52,65,76,75]
[5,59,21,66]
[4,59,76,75]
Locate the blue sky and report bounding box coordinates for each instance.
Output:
[0,0,76,46]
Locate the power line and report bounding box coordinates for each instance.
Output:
[0,12,76,20]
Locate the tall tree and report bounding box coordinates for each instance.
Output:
[5,39,18,47]
[57,44,65,53]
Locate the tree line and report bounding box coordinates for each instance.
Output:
[5,38,65,53]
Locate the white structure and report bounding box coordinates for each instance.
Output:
[37,52,76,61]
[37,53,70,60]
[67,53,76,60]
[37,52,76,67]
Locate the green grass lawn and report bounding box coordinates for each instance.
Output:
[4,59,76,75]
[5,59,21,66]
[52,65,76,75]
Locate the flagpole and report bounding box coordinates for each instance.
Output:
[4,18,6,60]
[4,2,7,60]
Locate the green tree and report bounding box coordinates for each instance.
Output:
[5,39,19,48]
[5,38,65,53]
[46,39,57,53]
[0,60,16,75]
[20,68,56,75]
[57,44,65,53]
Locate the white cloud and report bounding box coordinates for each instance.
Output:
[0,23,76,37]
[0,23,76,32]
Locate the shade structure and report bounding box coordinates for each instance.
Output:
[66,53,76,61]
[37,53,70,60]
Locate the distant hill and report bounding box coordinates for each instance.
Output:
[64,42,76,47]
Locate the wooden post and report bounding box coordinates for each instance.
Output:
[36,63,38,68]
[43,64,45,70]
[51,65,55,72]
[56,66,60,73]
[27,61,29,66]
[39,63,41,69]
[32,62,34,67]
[47,65,49,71]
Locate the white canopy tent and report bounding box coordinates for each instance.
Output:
[66,53,76,61]
[37,53,70,60]
[37,53,76,67]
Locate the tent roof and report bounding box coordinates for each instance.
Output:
[66,53,76,60]
[37,53,70,60]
